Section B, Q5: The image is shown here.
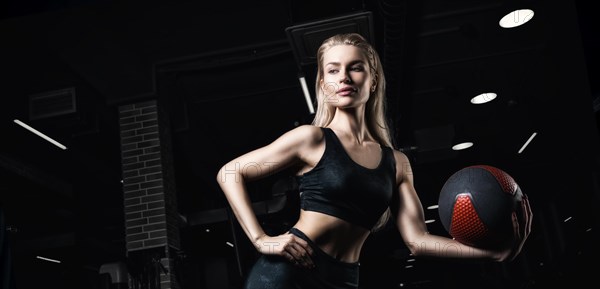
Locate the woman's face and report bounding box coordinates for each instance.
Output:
[320,44,374,108]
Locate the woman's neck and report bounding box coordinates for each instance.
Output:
[328,108,371,145]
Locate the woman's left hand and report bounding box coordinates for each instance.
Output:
[497,194,533,262]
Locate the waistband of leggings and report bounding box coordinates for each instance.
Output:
[288,227,360,268]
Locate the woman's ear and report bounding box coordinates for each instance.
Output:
[371,74,378,92]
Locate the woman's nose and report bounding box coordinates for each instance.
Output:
[339,72,351,83]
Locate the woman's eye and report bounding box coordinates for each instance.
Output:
[351,67,364,71]
[328,69,339,74]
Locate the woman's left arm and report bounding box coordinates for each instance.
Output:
[393,150,532,262]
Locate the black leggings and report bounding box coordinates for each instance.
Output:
[243,227,360,289]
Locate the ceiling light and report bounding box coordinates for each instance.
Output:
[14,119,67,150]
[36,256,61,263]
[427,205,438,210]
[452,142,473,151]
[298,75,314,114]
[452,124,475,151]
[470,92,497,104]
[518,132,537,154]
[499,9,535,28]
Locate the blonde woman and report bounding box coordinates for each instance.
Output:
[216,33,532,289]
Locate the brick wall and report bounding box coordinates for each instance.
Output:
[118,99,181,289]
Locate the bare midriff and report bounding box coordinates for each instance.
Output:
[293,209,371,263]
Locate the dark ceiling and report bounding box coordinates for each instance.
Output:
[1,0,599,288]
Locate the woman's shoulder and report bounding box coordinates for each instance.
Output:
[272,125,326,162]
[389,148,411,166]
[283,124,325,144]
[388,148,414,183]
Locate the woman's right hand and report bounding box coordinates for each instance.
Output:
[254,233,315,269]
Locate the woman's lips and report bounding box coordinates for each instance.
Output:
[336,87,356,96]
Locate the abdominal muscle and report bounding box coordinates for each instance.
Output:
[292,209,370,263]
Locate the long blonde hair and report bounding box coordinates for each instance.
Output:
[312,33,394,232]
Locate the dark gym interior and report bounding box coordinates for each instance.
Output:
[1,0,599,288]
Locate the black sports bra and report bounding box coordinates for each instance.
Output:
[296,127,396,230]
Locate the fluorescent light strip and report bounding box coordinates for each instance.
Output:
[427,205,438,210]
[226,241,234,247]
[298,76,315,114]
[518,132,537,154]
[14,119,67,150]
[425,219,435,224]
[36,256,61,263]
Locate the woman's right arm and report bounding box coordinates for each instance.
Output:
[215,125,319,267]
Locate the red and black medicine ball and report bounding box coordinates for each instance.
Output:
[438,165,523,249]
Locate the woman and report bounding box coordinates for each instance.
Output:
[216,33,532,289]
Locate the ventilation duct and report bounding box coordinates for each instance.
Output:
[29,87,77,120]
